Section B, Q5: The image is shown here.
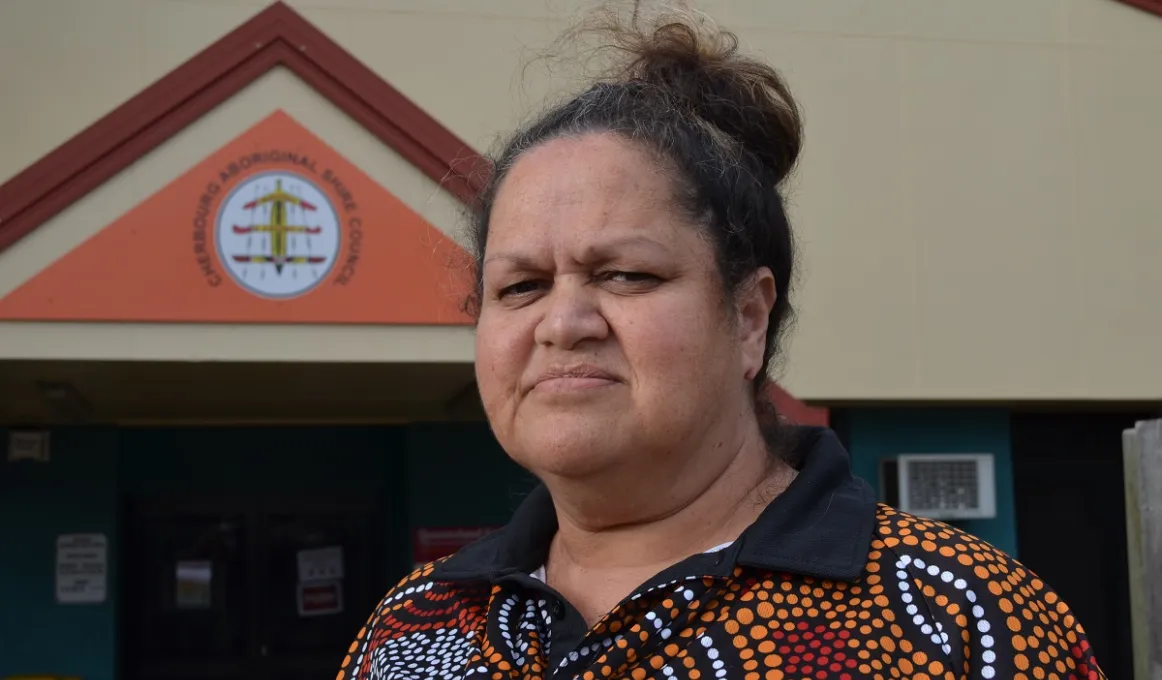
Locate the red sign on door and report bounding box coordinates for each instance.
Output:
[412,526,501,566]
[297,580,343,617]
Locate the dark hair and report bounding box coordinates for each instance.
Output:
[465,5,804,452]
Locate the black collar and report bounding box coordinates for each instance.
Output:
[433,426,877,583]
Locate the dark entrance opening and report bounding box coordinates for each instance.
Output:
[122,493,385,680]
[1011,409,1157,679]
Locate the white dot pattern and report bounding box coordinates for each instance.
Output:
[895,553,995,678]
[364,627,476,680]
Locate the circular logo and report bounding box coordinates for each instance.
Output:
[215,171,341,299]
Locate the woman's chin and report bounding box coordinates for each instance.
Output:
[514,425,635,481]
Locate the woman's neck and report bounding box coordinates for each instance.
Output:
[542,426,796,624]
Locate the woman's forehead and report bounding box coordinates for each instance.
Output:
[494,135,677,217]
[487,137,689,252]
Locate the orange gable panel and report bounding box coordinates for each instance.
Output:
[0,110,474,325]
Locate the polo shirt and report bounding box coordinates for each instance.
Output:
[340,427,1106,680]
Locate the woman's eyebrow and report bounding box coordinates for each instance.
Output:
[484,236,672,268]
[482,252,539,268]
[576,235,673,263]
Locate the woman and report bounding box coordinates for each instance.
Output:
[341,6,1105,679]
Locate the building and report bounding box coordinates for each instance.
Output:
[1,1,1159,678]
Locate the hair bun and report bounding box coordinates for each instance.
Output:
[569,2,803,184]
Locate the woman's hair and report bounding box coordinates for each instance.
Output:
[464,2,805,454]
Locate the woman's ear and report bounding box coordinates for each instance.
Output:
[737,267,777,380]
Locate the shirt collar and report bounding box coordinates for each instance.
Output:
[433,426,877,583]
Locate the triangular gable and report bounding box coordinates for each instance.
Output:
[0,0,489,255]
[0,110,470,324]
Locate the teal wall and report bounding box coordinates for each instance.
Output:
[0,426,121,680]
[0,422,529,680]
[836,408,1018,557]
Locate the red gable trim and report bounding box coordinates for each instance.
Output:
[0,0,490,254]
[1114,0,1162,17]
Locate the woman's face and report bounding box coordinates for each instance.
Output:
[475,133,772,484]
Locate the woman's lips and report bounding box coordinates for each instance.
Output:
[532,376,619,394]
[528,365,620,395]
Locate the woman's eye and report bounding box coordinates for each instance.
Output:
[498,280,543,298]
[604,271,659,284]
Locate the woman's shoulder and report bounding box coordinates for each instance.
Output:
[870,503,1047,599]
[867,503,1104,678]
[339,561,492,680]
[366,559,491,620]
[872,503,1021,572]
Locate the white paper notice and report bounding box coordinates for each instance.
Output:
[297,546,344,583]
[56,533,107,604]
[175,560,213,609]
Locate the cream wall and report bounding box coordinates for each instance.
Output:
[1,0,1160,402]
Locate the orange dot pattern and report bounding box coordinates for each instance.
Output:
[340,506,1107,680]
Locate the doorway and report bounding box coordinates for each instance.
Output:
[122,493,386,680]
[1011,409,1156,679]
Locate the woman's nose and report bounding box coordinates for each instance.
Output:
[533,279,609,350]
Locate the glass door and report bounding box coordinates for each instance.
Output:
[123,497,257,680]
[256,497,380,679]
[123,495,384,680]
